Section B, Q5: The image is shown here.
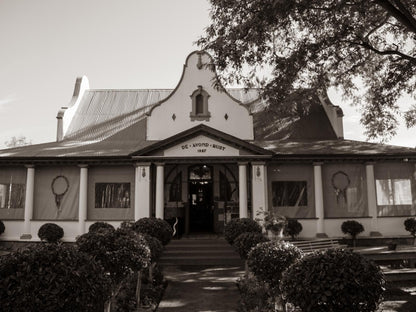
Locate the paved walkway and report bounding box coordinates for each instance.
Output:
[158,265,244,312]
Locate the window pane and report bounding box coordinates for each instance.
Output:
[0,183,25,209]
[272,181,307,206]
[95,183,130,208]
[169,173,182,202]
[195,94,204,114]
[376,179,412,205]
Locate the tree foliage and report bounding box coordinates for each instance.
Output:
[199,0,416,141]
[37,223,64,243]
[281,249,385,312]
[0,244,111,312]
[5,136,32,148]
[76,228,150,287]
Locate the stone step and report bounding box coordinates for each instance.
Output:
[161,237,242,266]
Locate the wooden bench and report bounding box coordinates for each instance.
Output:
[290,238,348,254]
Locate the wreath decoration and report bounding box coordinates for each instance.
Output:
[331,171,350,204]
[51,175,70,216]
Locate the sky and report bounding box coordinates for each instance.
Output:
[0,0,414,149]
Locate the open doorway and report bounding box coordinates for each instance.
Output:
[188,165,213,232]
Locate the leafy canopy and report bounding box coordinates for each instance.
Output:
[199,0,416,141]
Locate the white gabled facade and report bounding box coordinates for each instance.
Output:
[146,51,254,141]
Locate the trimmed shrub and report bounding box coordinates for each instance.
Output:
[76,228,151,287]
[404,218,416,237]
[0,220,4,235]
[281,249,385,312]
[224,218,262,245]
[284,219,303,239]
[131,218,173,246]
[247,241,302,292]
[233,232,269,260]
[142,234,163,263]
[88,221,115,233]
[236,275,274,312]
[37,222,64,243]
[0,243,111,312]
[341,220,364,246]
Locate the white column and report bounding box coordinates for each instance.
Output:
[155,163,164,219]
[21,165,35,239]
[78,165,88,235]
[313,162,327,237]
[366,162,381,236]
[239,162,248,218]
[251,162,267,220]
[134,163,151,220]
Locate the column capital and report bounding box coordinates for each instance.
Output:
[251,161,266,166]
[154,162,165,167]
[365,161,376,166]
[25,164,35,169]
[134,162,151,167]
[78,164,88,168]
[313,161,324,166]
[238,161,248,166]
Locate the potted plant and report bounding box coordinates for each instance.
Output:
[256,208,287,240]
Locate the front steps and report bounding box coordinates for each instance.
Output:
[160,237,243,266]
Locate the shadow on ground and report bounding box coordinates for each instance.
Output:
[157,265,244,312]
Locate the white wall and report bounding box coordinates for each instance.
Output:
[147,52,254,141]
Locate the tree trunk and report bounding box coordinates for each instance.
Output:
[136,271,142,311]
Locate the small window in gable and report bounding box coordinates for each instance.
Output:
[190,86,210,121]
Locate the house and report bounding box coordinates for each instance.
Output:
[0,51,415,241]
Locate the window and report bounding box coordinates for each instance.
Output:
[190,86,210,121]
[219,171,232,201]
[0,183,25,209]
[376,179,414,216]
[272,181,307,207]
[95,183,130,208]
[169,173,182,202]
[189,165,212,180]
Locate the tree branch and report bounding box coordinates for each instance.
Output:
[348,39,416,63]
[374,0,416,33]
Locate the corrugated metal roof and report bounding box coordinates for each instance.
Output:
[63,88,261,143]
[1,88,415,159]
[256,139,416,155]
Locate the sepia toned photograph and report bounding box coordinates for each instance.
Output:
[0,1,416,311]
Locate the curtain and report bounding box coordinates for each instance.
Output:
[33,167,79,220]
[0,167,26,219]
[268,165,315,218]
[323,164,368,218]
[375,162,416,216]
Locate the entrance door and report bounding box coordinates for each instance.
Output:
[188,165,213,232]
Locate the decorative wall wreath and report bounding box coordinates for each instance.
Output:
[331,171,350,204]
[51,175,70,216]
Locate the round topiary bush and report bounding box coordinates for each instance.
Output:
[37,222,64,243]
[0,220,5,236]
[131,218,173,246]
[247,241,302,292]
[224,218,262,245]
[142,234,164,263]
[76,228,151,287]
[404,218,416,237]
[281,249,385,312]
[233,232,269,260]
[88,221,115,233]
[341,220,364,246]
[284,219,303,240]
[0,243,111,312]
